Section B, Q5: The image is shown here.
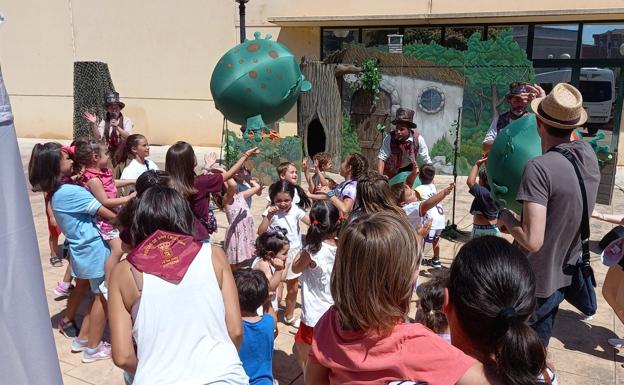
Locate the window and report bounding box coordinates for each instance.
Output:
[362,28,399,51]
[404,27,442,45]
[581,23,624,58]
[418,87,445,113]
[532,24,579,59]
[487,25,528,52]
[444,27,483,51]
[322,29,359,58]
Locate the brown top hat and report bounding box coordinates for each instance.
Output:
[530,83,587,129]
[104,92,125,109]
[391,108,417,128]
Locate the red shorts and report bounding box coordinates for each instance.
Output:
[294,321,314,345]
[45,210,61,237]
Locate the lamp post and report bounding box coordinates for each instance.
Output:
[236,0,250,43]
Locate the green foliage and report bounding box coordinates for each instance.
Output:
[223,130,244,168]
[353,58,383,105]
[430,137,453,161]
[341,113,361,160]
[279,136,302,161]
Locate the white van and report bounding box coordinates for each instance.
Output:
[535,68,615,128]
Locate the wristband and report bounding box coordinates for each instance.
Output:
[326,189,336,198]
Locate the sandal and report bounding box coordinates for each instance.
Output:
[49,255,63,267]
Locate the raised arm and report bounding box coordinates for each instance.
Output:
[420,183,454,216]
[303,158,315,194]
[467,156,488,188]
[84,112,100,141]
[241,179,263,200]
[405,161,419,188]
[221,147,260,181]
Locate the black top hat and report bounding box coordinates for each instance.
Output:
[104,92,125,109]
[391,108,417,128]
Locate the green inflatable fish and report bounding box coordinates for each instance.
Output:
[210,32,312,141]
[486,114,542,215]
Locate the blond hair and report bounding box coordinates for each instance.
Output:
[331,212,421,336]
[276,161,295,177]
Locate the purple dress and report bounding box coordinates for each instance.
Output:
[224,193,256,264]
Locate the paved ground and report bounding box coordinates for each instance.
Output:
[17,138,624,384]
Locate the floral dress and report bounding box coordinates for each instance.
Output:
[224,193,256,264]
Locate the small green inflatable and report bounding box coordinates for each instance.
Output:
[389,171,421,189]
[210,32,312,141]
[486,114,542,214]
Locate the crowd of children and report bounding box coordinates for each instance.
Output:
[31,119,559,385]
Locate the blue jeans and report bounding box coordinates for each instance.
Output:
[529,288,566,346]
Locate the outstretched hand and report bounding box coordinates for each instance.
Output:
[83,111,97,123]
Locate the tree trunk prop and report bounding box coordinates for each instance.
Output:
[298,57,353,173]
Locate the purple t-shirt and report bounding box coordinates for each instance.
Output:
[336,180,357,201]
[191,174,224,241]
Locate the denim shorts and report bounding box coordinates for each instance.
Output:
[471,224,501,238]
[88,276,105,294]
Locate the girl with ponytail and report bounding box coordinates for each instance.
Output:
[446,236,556,385]
[291,200,340,369]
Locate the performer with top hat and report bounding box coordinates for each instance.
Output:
[377,107,431,179]
[482,82,545,154]
[84,92,134,167]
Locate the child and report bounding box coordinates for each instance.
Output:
[391,181,454,232]
[415,272,451,344]
[215,177,263,267]
[415,164,446,269]
[268,161,301,204]
[234,269,276,385]
[119,134,159,182]
[252,228,289,322]
[466,156,500,238]
[73,140,136,287]
[291,200,339,370]
[29,142,116,363]
[303,152,335,193]
[45,191,63,267]
[306,212,487,385]
[446,236,556,385]
[258,181,311,327]
[319,153,368,218]
[166,141,259,241]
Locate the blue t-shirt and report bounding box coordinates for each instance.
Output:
[51,184,109,279]
[238,314,274,385]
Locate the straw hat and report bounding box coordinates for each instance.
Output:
[530,83,587,129]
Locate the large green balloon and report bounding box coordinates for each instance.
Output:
[486,114,542,214]
[210,32,312,139]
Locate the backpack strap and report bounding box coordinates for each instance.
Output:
[549,146,590,264]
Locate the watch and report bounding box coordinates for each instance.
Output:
[326,189,336,198]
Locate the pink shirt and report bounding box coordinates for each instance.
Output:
[82,168,117,200]
[310,308,475,385]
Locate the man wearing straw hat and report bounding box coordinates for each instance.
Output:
[498,83,600,346]
[482,82,545,154]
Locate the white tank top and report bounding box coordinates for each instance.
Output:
[132,243,248,385]
[300,242,337,327]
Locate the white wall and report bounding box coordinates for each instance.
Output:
[380,76,464,148]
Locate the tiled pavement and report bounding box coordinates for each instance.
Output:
[16,138,624,384]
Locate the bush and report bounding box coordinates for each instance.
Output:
[430,137,453,161]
